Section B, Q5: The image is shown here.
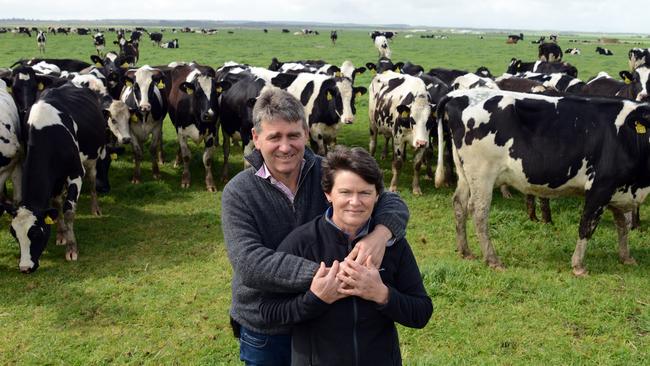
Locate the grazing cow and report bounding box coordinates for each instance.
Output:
[263,28,268,33]
[17,27,32,37]
[167,64,229,190]
[36,31,46,54]
[161,39,179,48]
[149,32,163,46]
[629,48,650,70]
[330,30,337,45]
[506,33,524,44]
[580,68,650,102]
[451,73,499,90]
[121,65,170,183]
[517,71,586,94]
[5,84,106,272]
[130,30,143,44]
[531,36,545,44]
[538,42,562,62]
[369,71,432,195]
[75,28,90,36]
[427,67,494,86]
[89,52,135,99]
[565,48,581,55]
[0,79,22,203]
[435,88,649,275]
[596,46,614,56]
[507,58,578,77]
[372,34,391,59]
[496,74,560,95]
[282,29,290,33]
[93,33,106,56]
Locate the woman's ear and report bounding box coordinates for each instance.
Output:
[325,192,332,204]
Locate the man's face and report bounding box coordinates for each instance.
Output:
[252,119,308,179]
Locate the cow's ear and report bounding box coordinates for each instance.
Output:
[215,80,231,94]
[365,63,377,72]
[124,70,136,87]
[394,62,404,73]
[102,109,111,121]
[396,105,411,119]
[90,55,104,67]
[619,71,634,84]
[354,67,366,76]
[353,86,367,97]
[35,75,53,91]
[0,201,17,217]
[179,82,195,95]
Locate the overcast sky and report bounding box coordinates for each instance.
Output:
[1,0,646,34]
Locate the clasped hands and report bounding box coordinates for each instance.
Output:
[309,256,389,305]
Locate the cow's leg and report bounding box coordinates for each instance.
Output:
[203,135,216,192]
[173,146,182,168]
[63,209,78,261]
[369,126,378,156]
[390,141,405,192]
[178,134,192,189]
[469,178,502,269]
[609,206,637,266]
[221,132,231,182]
[412,147,426,196]
[629,204,640,230]
[150,124,163,180]
[424,146,434,180]
[500,185,513,199]
[83,159,101,216]
[53,195,66,245]
[131,139,143,184]
[540,198,552,224]
[526,195,539,221]
[381,136,390,161]
[452,165,474,259]
[573,191,611,276]
[10,160,22,203]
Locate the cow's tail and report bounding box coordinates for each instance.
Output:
[434,95,453,188]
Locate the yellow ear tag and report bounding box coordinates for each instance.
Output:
[157,80,165,89]
[216,86,222,93]
[335,71,342,78]
[356,91,362,97]
[38,83,44,91]
[6,87,12,94]
[130,114,138,122]
[121,62,129,69]
[111,153,118,160]
[44,216,55,225]
[371,69,377,75]
[625,77,632,85]
[635,121,646,134]
[396,68,401,73]
[95,62,102,67]
[401,111,409,119]
[327,92,333,101]
[125,80,133,88]
[186,88,194,95]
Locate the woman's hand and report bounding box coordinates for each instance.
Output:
[310,261,347,304]
[337,256,389,305]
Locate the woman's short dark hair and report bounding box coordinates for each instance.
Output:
[321,146,384,194]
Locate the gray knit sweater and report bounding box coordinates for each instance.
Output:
[221,148,409,335]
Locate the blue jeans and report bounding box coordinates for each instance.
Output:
[239,326,291,366]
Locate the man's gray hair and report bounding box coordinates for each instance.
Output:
[253,87,308,132]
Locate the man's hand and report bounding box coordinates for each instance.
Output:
[337,256,389,305]
[346,225,391,268]
[310,261,347,304]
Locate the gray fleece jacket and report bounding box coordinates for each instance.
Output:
[221,147,409,335]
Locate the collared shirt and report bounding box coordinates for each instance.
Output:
[324,206,396,247]
[255,160,306,204]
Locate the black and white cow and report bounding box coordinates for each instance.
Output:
[372,34,391,59]
[366,58,404,75]
[149,32,163,46]
[495,74,558,95]
[538,42,562,62]
[36,31,46,54]
[629,48,650,70]
[426,67,493,86]
[506,59,578,77]
[161,39,179,49]
[581,68,650,102]
[93,32,106,56]
[330,30,337,45]
[596,46,614,56]
[370,31,395,40]
[0,79,22,203]
[89,52,135,100]
[5,84,106,272]
[167,64,229,191]
[517,71,586,94]
[121,65,170,183]
[369,71,433,195]
[435,88,650,275]
[565,48,581,55]
[12,58,91,73]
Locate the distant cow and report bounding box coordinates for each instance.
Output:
[330,30,337,45]
[372,34,391,59]
[5,84,106,273]
[506,33,524,44]
[538,42,562,62]
[565,48,581,55]
[596,46,614,56]
[435,88,649,276]
[93,32,106,56]
[282,29,290,33]
[506,58,578,77]
[149,32,163,46]
[36,31,46,53]
[369,71,432,195]
[161,39,179,49]
[370,31,395,40]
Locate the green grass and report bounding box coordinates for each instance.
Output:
[1,27,650,365]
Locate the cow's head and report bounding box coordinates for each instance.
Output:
[7,206,58,273]
[9,66,55,123]
[334,77,366,124]
[506,58,522,75]
[396,93,432,148]
[100,96,132,145]
[339,60,365,83]
[179,70,231,124]
[123,66,166,113]
[632,66,650,102]
[268,57,283,71]
[629,48,649,71]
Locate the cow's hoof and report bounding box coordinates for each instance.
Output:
[460,252,477,260]
[572,267,588,277]
[131,178,141,184]
[92,209,102,217]
[181,182,190,189]
[56,233,66,246]
[389,185,398,192]
[621,257,637,265]
[153,173,161,180]
[65,250,78,261]
[488,261,505,270]
[207,185,217,192]
[412,188,422,196]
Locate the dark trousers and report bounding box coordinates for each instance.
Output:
[239,326,291,366]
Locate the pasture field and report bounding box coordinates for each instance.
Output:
[1,27,650,365]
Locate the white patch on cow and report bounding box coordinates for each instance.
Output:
[587,72,611,85]
[248,67,279,83]
[497,94,515,110]
[179,124,202,143]
[0,81,20,163]
[105,52,118,63]
[32,62,60,76]
[373,35,391,59]
[286,73,329,123]
[11,207,37,269]
[614,101,638,133]
[309,122,340,145]
[340,60,355,79]
[71,74,107,95]
[196,75,213,99]
[635,67,650,101]
[185,69,202,83]
[18,73,31,81]
[28,101,62,130]
[532,60,543,72]
[335,78,355,124]
[452,73,499,90]
[107,100,132,143]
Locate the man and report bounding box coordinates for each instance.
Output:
[221,88,409,365]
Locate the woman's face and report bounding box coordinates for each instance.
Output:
[325,170,378,235]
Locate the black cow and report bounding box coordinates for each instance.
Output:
[426,67,493,86]
[330,30,337,45]
[581,68,650,102]
[282,29,290,33]
[506,33,524,43]
[149,32,163,46]
[167,64,229,191]
[507,58,578,77]
[538,42,563,62]
[370,31,395,40]
[17,27,31,37]
[596,46,614,56]
[75,28,90,36]
[435,88,649,276]
[4,84,106,273]
[93,32,106,56]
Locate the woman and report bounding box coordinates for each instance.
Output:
[260,146,432,365]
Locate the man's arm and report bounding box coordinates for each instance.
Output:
[348,191,409,267]
[221,183,318,292]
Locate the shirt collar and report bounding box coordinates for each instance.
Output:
[324,206,371,241]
